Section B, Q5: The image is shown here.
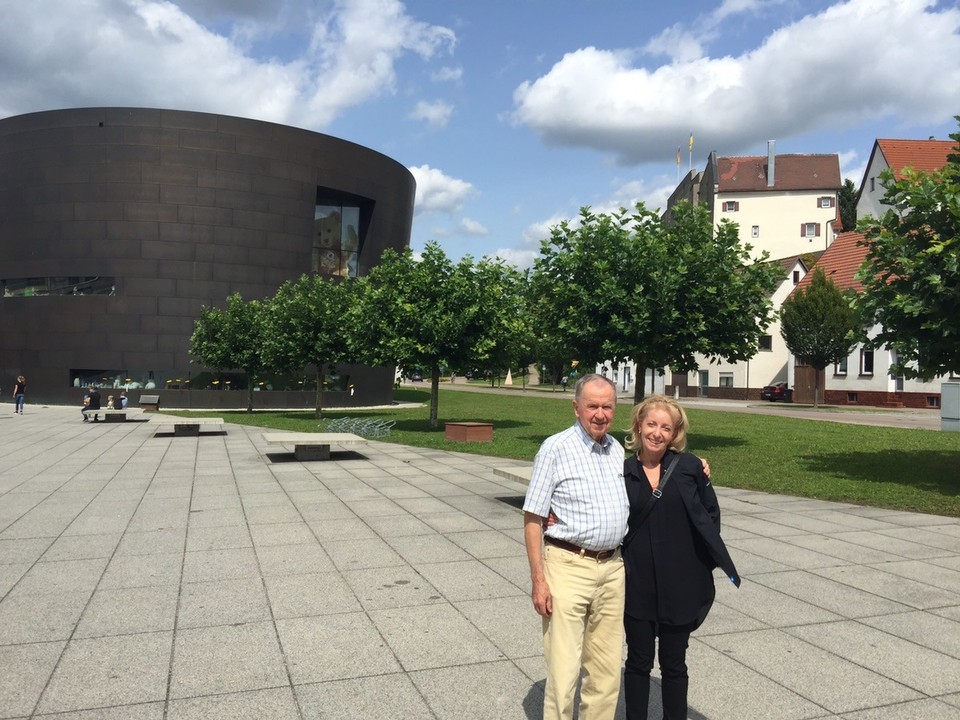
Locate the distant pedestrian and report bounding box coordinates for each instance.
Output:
[12,375,25,414]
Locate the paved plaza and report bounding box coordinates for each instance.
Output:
[1,405,959,719]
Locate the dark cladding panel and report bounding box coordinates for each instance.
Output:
[102,107,163,127]
[233,209,284,232]
[122,125,180,147]
[161,109,218,131]
[178,205,233,225]
[142,163,199,186]
[159,296,206,317]
[157,259,213,281]
[198,169,251,191]
[213,262,264,284]
[107,333,158,353]
[162,146,218,169]
[142,240,196,262]
[160,185,216,206]
[108,184,160,203]
[158,221,214,244]
[180,129,235,152]
[124,277,177,297]
[106,220,159,242]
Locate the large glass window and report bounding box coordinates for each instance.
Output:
[314,187,373,277]
[4,276,115,297]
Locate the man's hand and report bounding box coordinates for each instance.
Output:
[524,511,552,617]
[531,576,552,617]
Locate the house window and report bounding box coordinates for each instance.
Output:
[719,372,734,388]
[759,335,773,351]
[818,196,835,208]
[802,222,821,238]
[751,225,759,238]
[870,177,875,192]
[723,201,739,212]
[835,357,848,375]
[928,396,941,408]
[860,349,874,375]
[792,270,800,285]
[847,392,858,403]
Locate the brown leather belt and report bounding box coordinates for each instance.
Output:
[545,536,618,560]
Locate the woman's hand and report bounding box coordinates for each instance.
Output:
[541,511,559,529]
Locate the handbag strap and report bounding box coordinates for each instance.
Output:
[633,453,681,528]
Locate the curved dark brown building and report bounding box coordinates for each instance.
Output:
[0,108,415,407]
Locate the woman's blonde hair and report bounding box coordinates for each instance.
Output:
[624,394,689,453]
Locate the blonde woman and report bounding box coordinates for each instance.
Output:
[621,395,740,720]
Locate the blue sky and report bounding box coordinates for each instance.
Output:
[2,0,958,266]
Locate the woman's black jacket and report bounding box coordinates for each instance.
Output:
[622,449,740,627]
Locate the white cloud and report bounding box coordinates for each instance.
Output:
[409,99,454,129]
[408,164,475,215]
[0,0,456,128]
[431,65,463,82]
[512,0,960,165]
[493,247,538,269]
[458,217,489,236]
[838,149,866,187]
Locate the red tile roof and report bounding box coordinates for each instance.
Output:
[717,154,840,192]
[877,139,956,179]
[792,231,867,296]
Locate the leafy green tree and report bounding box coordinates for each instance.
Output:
[855,120,960,380]
[473,262,533,387]
[262,274,355,418]
[839,178,858,232]
[189,293,268,412]
[531,202,782,403]
[350,242,523,427]
[780,268,859,407]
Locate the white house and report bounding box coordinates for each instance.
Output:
[789,231,951,409]
[857,138,955,221]
[656,144,842,399]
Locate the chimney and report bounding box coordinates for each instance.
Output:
[767,140,776,188]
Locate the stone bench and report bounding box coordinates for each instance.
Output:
[150,415,224,436]
[82,408,139,423]
[139,394,160,412]
[262,432,368,461]
[444,421,494,442]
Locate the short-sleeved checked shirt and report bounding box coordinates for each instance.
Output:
[522,422,628,552]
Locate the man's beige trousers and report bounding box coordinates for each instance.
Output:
[542,544,625,720]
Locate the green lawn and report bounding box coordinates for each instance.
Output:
[175,387,960,517]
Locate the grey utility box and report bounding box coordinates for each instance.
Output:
[942,382,960,432]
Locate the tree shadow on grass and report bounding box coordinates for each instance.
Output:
[797,449,960,496]
[387,418,530,431]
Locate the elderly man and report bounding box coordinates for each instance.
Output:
[523,373,628,720]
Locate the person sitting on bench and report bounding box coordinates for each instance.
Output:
[83,386,101,422]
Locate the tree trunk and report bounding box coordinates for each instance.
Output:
[314,366,326,419]
[246,374,254,413]
[633,366,647,404]
[429,365,441,428]
[813,369,820,409]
